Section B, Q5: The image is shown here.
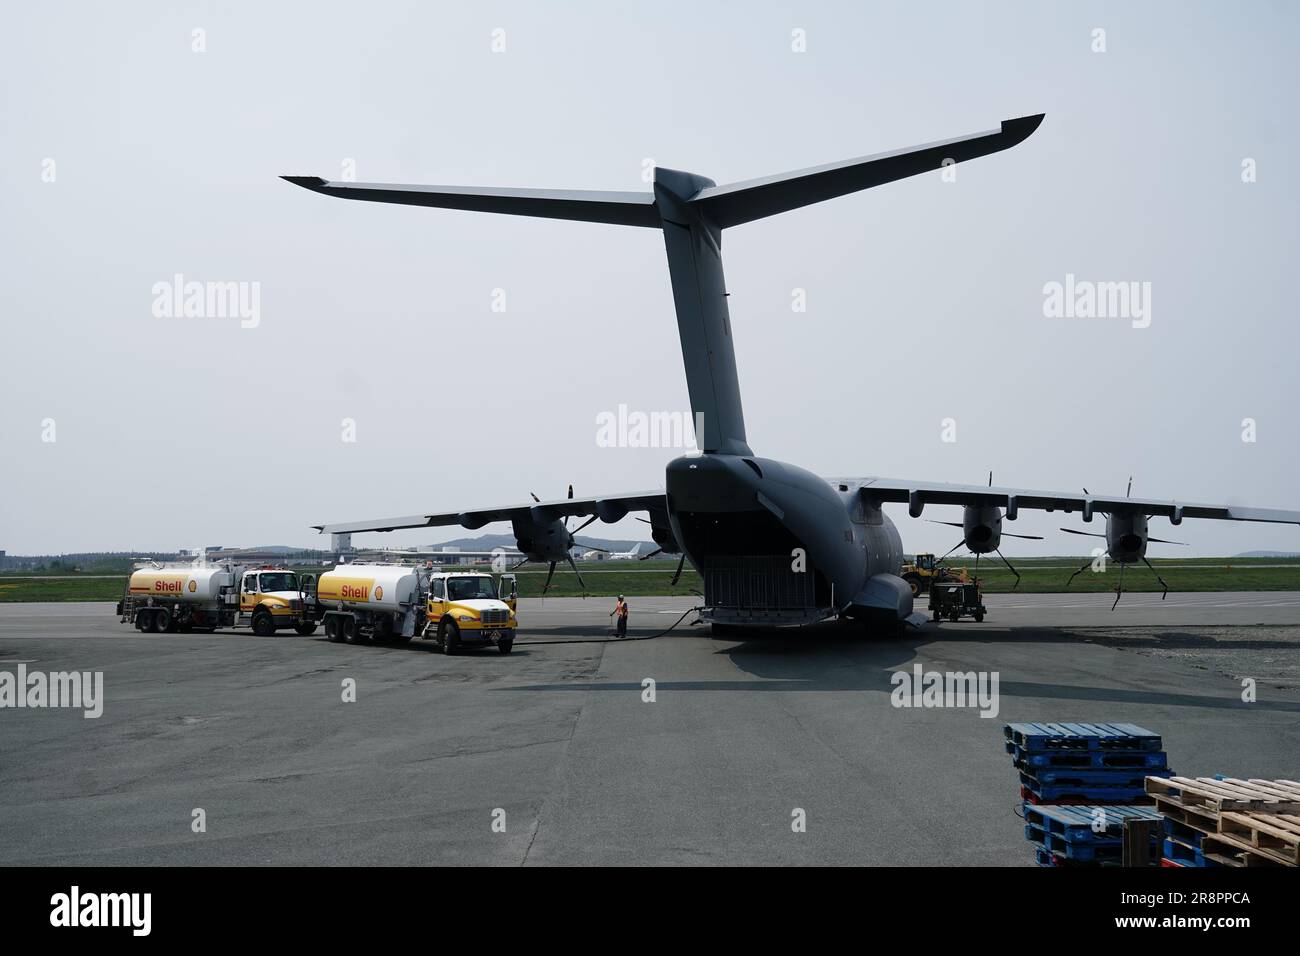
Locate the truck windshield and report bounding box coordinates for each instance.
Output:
[259,573,299,593]
[447,577,497,601]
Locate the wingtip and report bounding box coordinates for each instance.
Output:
[1001,113,1046,143]
[282,175,329,190]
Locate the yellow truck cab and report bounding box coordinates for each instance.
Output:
[423,571,517,655]
[238,568,313,636]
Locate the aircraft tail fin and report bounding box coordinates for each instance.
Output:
[284,115,1043,460]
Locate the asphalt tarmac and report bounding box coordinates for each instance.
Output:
[1,595,1297,865]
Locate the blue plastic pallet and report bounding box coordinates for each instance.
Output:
[1033,844,1123,868]
[1020,766,1172,788]
[1023,803,1163,843]
[1024,824,1146,862]
[1019,774,1149,803]
[1006,742,1169,770]
[1004,722,1162,752]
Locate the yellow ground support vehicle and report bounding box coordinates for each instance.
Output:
[899,553,970,598]
[423,571,518,655]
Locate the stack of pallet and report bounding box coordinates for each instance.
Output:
[1004,722,1174,866]
[1146,776,1300,868]
[1005,722,1173,804]
[1021,803,1163,866]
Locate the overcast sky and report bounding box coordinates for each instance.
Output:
[2,1,1298,557]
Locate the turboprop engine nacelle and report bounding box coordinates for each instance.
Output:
[511,510,572,562]
[1105,512,1148,563]
[962,504,1004,553]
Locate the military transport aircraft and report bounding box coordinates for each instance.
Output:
[285,113,1300,632]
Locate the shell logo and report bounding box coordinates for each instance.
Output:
[188,580,197,593]
[375,586,384,601]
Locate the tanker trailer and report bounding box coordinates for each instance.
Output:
[315,563,428,645]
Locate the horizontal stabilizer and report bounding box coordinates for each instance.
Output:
[281,176,659,227]
[694,115,1045,228]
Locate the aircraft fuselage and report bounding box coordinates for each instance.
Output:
[665,453,906,626]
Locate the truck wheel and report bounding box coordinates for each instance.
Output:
[497,639,513,655]
[974,611,985,623]
[439,618,460,655]
[931,610,940,622]
[295,622,318,636]
[344,618,367,644]
[903,574,922,598]
[324,617,343,643]
[155,608,171,633]
[390,631,413,644]
[252,610,275,637]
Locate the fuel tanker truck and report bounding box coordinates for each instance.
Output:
[314,564,517,653]
[315,563,429,645]
[118,562,317,636]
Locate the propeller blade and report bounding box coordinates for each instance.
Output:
[1147,536,1189,546]
[670,551,687,587]
[1126,476,1133,498]
[566,554,587,595]
[542,561,557,593]
[1060,527,1105,537]
[988,471,993,488]
[569,514,598,536]
[639,548,664,561]
[927,520,965,528]
[1002,532,1045,540]
[580,545,611,554]
[510,556,530,571]
[634,516,651,524]
[529,492,541,503]
[567,484,574,499]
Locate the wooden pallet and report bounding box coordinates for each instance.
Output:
[1145,776,1300,813]
[1200,833,1287,868]
[1217,811,1300,866]
[1148,778,1300,867]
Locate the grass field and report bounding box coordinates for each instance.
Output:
[2,556,1298,602]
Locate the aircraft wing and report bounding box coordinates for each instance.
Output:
[312,490,668,534]
[830,477,1300,525]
